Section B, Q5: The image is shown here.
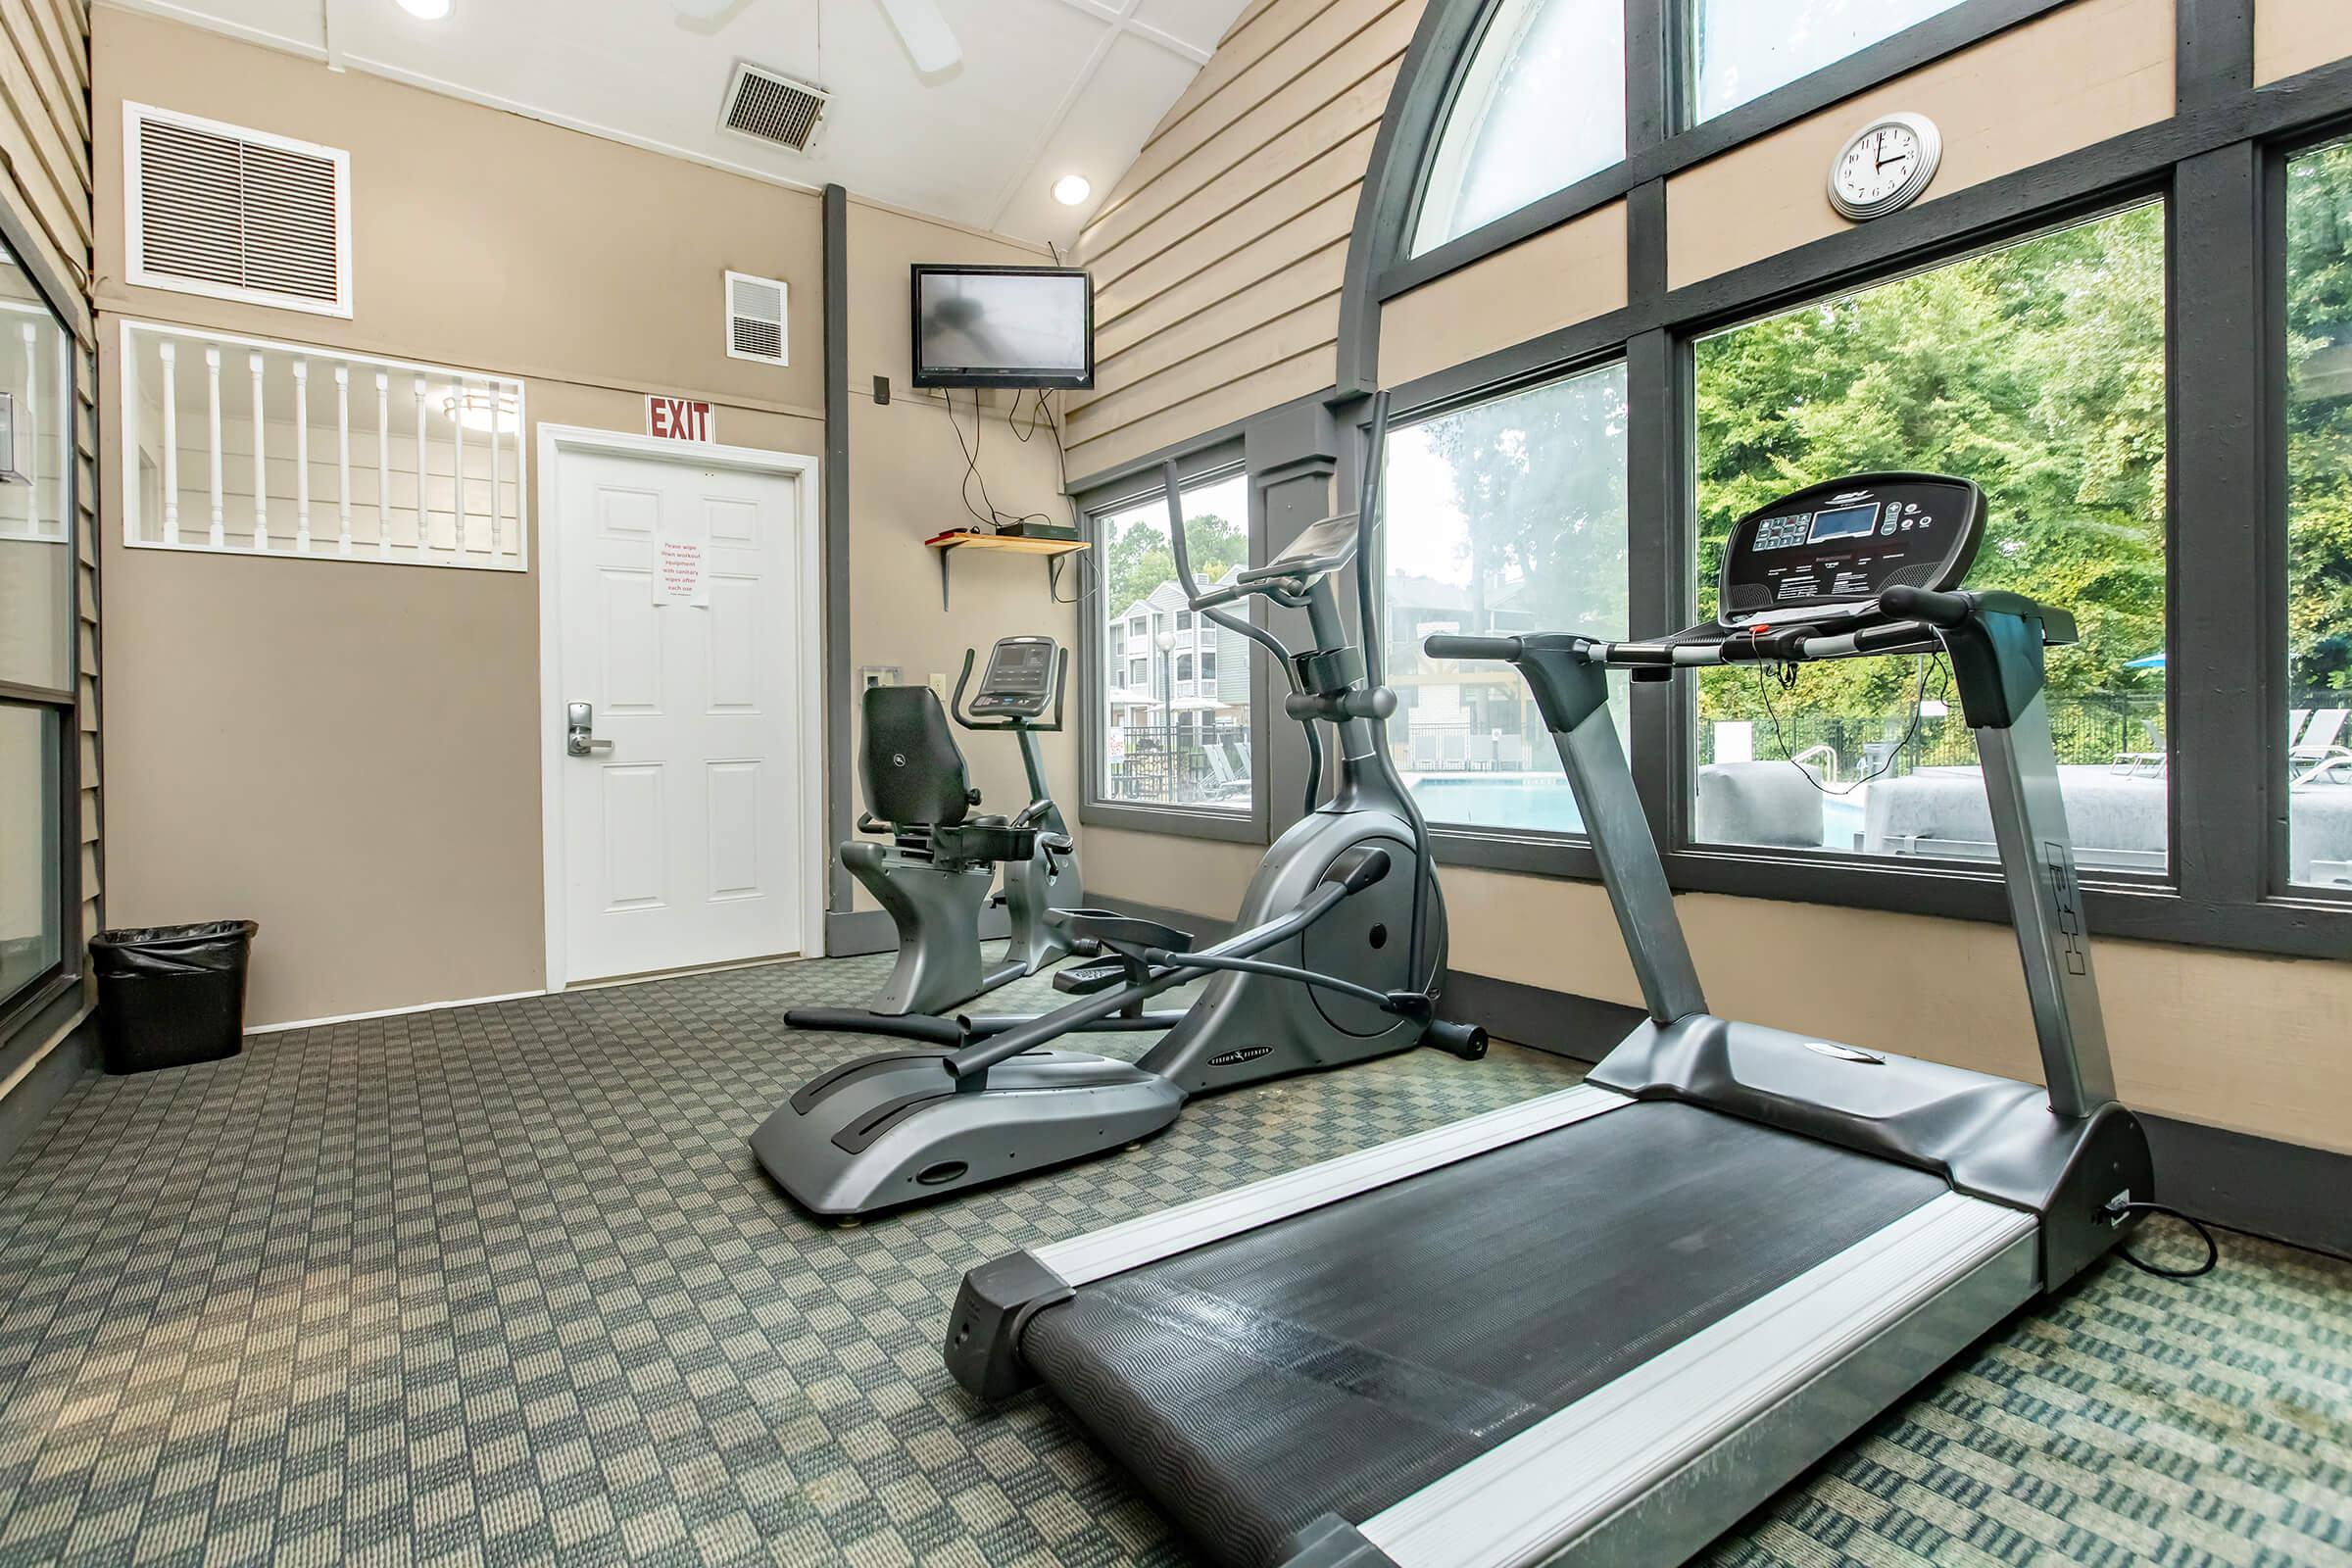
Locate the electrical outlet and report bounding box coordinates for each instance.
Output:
[928,673,950,701]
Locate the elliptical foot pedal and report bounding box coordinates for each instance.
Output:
[1054,960,1156,995]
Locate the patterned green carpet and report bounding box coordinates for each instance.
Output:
[0,949,2341,1566]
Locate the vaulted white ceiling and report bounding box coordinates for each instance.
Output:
[106,0,1249,246]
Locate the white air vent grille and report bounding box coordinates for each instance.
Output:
[725,271,790,367]
[126,104,352,318]
[719,63,829,153]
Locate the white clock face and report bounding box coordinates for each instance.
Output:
[1829,115,1940,220]
[1838,125,1921,206]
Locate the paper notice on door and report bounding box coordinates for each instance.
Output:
[655,536,710,608]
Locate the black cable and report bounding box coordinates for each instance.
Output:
[944,387,1056,533]
[1752,653,1950,799]
[2104,1200,2221,1279]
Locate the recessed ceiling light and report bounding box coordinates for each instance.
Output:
[396,0,450,18]
[1052,174,1092,208]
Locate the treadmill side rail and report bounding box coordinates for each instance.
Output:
[1348,1193,2036,1568]
[1031,1085,1633,1288]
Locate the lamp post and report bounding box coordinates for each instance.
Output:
[1156,627,1178,798]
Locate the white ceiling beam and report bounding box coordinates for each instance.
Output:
[1123,20,1210,65]
[985,10,1120,236]
[1040,0,1211,64]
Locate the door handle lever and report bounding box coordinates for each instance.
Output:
[566,701,613,758]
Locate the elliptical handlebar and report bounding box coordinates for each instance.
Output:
[1424,632,1526,662]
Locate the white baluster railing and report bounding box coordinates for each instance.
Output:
[118,320,527,571]
[205,346,223,548]
[249,352,268,553]
[375,371,392,560]
[292,357,311,554]
[334,366,352,556]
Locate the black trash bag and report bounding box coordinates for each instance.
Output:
[88,920,260,1074]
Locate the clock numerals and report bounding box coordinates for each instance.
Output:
[1829,115,1940,220]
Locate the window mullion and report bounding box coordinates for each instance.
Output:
[2170,142,2273,907]
[1626,0,1672,153]
[1626,325,1690,858]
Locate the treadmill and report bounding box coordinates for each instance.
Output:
[943,471,2153,1568]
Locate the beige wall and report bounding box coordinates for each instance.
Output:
[841,203,1080,909]
[91,8,1088,1018]
[1666,0,2175,289]
[2255,0,2352,84]
[1379,200,1629,386]
[1085,824,1264,916]
[1064,0,1424,480]
[1443,868,2352,1158]
[93,9,831,1025]
[0,0,99,992]
[90,8,825,415]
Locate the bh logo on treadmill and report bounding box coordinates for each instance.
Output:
[1209,1046,1273,1068]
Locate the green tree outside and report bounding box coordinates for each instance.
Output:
[1103,511,1248,613]
[1690,202,2170,764]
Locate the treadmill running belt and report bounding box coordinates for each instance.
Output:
[1020,1100,1947,1568]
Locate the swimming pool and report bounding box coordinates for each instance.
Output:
[1408,771,1864,851]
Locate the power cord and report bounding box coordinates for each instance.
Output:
[2103,1199,2221,1279]
[1752,653,1951,799]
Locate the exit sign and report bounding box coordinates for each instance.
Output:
[647,396,713,443]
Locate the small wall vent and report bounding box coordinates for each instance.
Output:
[719,63,830,153]
[725,271,790,367]
[124,103,352,318]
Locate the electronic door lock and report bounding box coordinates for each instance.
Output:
[565,701,612,757]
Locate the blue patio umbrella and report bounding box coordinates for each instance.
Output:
[2124,652,2166,669]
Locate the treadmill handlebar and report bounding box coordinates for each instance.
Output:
[1880,584,1972,627]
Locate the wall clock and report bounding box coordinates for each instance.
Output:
[1828,113,1942,220]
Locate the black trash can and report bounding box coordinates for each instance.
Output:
[88,921,260,1074]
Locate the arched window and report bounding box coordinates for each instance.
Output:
[1410,0,1624,258]
[1691,0,1969,121]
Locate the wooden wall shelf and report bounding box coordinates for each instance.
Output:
[924,530,1089,609]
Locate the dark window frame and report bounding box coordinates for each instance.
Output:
[0,202,87,1048]
[1373,0,2078,304]
[1345,44,2352,959]
[1074,441,1269,845]
[1069,0,2352,959]
[1374,350,1632,878]
[2266,119,2352,911]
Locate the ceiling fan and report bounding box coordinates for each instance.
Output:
[668,0,961,74]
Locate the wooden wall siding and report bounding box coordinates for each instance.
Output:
[2255,0,2352,84]
[1065,0,1425,477]
[2,0,98,962]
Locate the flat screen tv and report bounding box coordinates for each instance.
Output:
[910,265,1094,390]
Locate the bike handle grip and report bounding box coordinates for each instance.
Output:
[1424,633,1524,662]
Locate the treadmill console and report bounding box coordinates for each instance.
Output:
[968,636,1060,719]
[1719,473,1983,627]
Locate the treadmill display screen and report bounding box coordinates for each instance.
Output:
[1807,503,1879,543]
[1717,475,1983,625]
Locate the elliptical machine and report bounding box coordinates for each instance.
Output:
[839,636,1080,1017]
[753,393,1485,1216]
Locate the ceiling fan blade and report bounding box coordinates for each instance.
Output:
[875,0,961,73]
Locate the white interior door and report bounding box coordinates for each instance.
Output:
[550,440,812,985]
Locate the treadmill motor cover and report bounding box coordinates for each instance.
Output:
[1020,1101,1945,1567]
